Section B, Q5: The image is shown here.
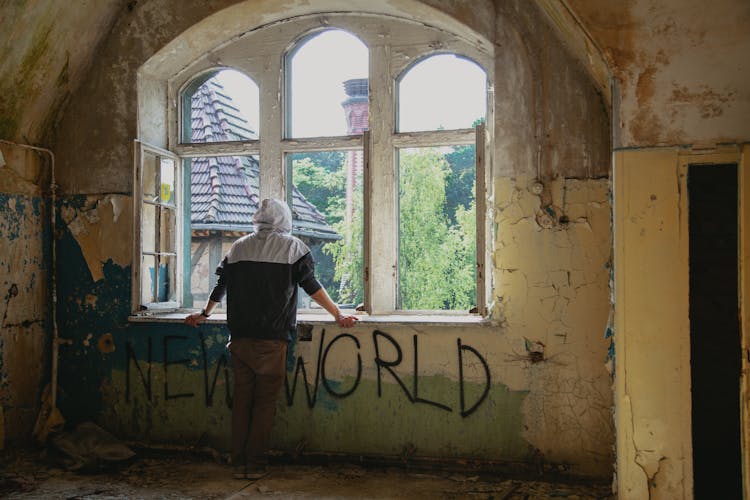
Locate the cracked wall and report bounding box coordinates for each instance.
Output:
[611,148,745,499]
[18,0,615,480]
[0,144,49,447]
[494,176,614,476]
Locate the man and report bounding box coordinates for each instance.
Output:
[185,198,358,480]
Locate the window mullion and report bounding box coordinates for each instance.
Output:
[261,54,284,200]
[367,44,397,314]
[154,158,163,302]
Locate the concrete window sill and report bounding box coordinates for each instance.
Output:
[128,311,491,327]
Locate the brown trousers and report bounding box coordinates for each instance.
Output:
[229,338,287,465]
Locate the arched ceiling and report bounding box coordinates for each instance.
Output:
[1,0,749,147]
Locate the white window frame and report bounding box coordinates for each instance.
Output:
[134,13,493,319]
[132,140,183,313]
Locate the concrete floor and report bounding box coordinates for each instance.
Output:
[0,448,613,499]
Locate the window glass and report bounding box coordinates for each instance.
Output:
[140,254,177,304]
[160,157,176,206]
[142,154,158,202]
[182,69,259,143]
[187,155,260,307]
[287,151,364,309]
[141,203,157,254]
[398,54,486,132]
[398,145,476,310]
[287,29,368,138]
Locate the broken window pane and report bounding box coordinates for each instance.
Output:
[287,151,363,309]
[182,69,259,143]
[398,54,486,132]
[287,29,368,138]
[398,145,476,310]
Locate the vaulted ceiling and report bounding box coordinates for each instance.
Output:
[1,0,748,147]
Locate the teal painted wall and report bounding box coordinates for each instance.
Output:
[53,195,533,465]
[0,192,49,443]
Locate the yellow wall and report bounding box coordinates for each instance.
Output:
[614,146,744,499]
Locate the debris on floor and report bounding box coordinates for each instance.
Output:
[0,447,613,499]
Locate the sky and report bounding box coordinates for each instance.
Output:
[215,29,487,138]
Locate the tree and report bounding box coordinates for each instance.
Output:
[398,148,475,310]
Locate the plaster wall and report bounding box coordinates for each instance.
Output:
[567,0,750,148]
[0,0,122,144]
[52,174,613,476]
[613,146,747,499]
[53,0,495,195]
[494,0,609,179]
[42,0,612,479]
[0,143,49,446]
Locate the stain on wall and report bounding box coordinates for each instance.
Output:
[36,0,614,480]
[49,171,614,476]
[567,0,750,147]
[493,0,610,179]
[0,0,122,144]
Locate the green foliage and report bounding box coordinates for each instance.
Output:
[291,155,346,225]
[292,146,476,311]
[326,189,364,306]
[292,152,362,305]
[399,148,476,310]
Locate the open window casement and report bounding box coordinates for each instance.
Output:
[132,140,183,313]
[475,121,490,317]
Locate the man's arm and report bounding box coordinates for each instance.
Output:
[309,288,359,328]
[185,258,227,327]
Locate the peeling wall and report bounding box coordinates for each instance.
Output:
[567,0,750,147]
[51,176,613,477]
[494,176,613,475]
[613,147,746,498]
[17,0,613,480]
[613,148,692,499]
[0,144,49,446]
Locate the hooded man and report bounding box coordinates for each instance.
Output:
[185,198,358,479]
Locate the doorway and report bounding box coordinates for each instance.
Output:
[688,163,741,499]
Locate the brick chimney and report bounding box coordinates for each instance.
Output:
[341,78,368,224]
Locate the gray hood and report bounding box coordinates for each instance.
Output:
[252,198,292,234]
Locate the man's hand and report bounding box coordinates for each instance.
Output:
[184,311,207,327]
[336,313,359,328]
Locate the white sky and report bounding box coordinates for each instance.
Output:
[216,29,487,137]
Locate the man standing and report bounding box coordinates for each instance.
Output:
[185,198,358,479]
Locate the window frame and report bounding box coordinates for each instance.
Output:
[134,13,493,320]
[132,140,183,313]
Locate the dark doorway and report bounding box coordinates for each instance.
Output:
[688,163,741,499]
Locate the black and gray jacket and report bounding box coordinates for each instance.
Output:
[208,199,322,341]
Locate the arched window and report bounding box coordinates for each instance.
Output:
[181,69,259,143]
[135,14,492,317]
[286,29,368,138]
[395,54,487,310]
[284,29,369,306]
[398,54,487,132]
[179,70,261,306]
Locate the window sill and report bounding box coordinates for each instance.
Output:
[128,311,492,327]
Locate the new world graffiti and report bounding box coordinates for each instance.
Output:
[125,329,491,417]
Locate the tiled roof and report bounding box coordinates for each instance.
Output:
[189,79,338,240]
